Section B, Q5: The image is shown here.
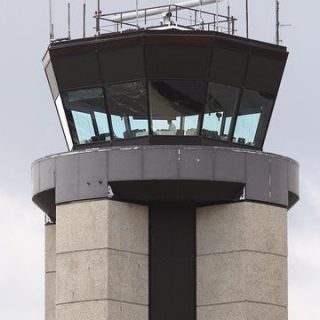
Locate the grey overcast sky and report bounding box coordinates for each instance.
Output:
[0,0,319,319]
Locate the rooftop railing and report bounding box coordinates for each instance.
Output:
[94,4,236,35]
[49,1,285,45]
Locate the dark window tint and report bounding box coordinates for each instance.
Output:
[203,83,240,140]
[149,80,206,136]
[106,81,149,139]
[233,89,274,146]
[63,88,110,144]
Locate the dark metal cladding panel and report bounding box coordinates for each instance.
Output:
[32,146,299,214]
[288,160,299,196]
[210,47,248,86]
[270,157,288,206]
[56,154,79,203]
[215,149,246,182]
[179,148,214,180]
[150,205,195,320]
[78,151,108,200]
[32,162,40,196]
[245,54,287,95]
[145,45,211,79]
[108,148,142,181]
[99,46,145,83]
[32,190,56,221]
[246,153,270,202]
[39,158,56,193]
[142,147,179,180]
[45,61,59,100]
[52,52,101,91]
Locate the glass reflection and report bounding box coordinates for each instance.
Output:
[59,81,273,150]
[106,81,149,139]
[63,88,110,144]
[149,80,206,136]
[55,95,73,150]
[203,83,240,140]
[233,89,274,146]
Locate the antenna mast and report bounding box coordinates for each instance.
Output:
[245,0,249,38]
[276,0,280,45]
[68,3,71,39]
[136,0,139,28]
[83,0,86,38]
[216,0,219,30]
[49,0,54,40]
[227,0,230,34]
[96,0,101,36]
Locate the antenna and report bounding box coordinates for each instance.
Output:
[276,0,280,44]
[49,0,54,40]
[136,0,139,28]
[67,3,71,39]
[83,0,86,38]
[216,0,219,31]
[245,0,249,38]
[96,0,101,36]
[227,0,230,34]
[275,0,291,45]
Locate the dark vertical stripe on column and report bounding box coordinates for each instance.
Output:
[150,205,196,320]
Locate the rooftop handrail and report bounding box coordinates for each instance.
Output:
[95,4,236,35]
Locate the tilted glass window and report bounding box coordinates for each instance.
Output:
[203,83,240,140]
[63,88,110,145]
[55,95,73,150]
[106,81,149,139]
[233,89,274,146]
[149,80,206,136]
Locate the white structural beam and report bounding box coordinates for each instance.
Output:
[109,0,223,23]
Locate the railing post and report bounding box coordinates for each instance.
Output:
[144,9,147,29]
[136,0,139,29]
[96,0,100,36]
[176,6,178,26]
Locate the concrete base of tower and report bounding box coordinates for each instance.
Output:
[44,199,288,320]
[196,202,288,320]
[54,200,148,320]
[45,224,56,320]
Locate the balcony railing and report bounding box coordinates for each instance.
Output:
[94,4,236,35]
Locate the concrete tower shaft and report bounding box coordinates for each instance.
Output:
[43,200,288,320]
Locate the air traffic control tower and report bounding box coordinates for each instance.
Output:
[32,2,299,320]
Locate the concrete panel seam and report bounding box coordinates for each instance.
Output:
[56,246,148,256]
[56,298,149,307]
[197,300,287,309]
[197,249,287,258]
